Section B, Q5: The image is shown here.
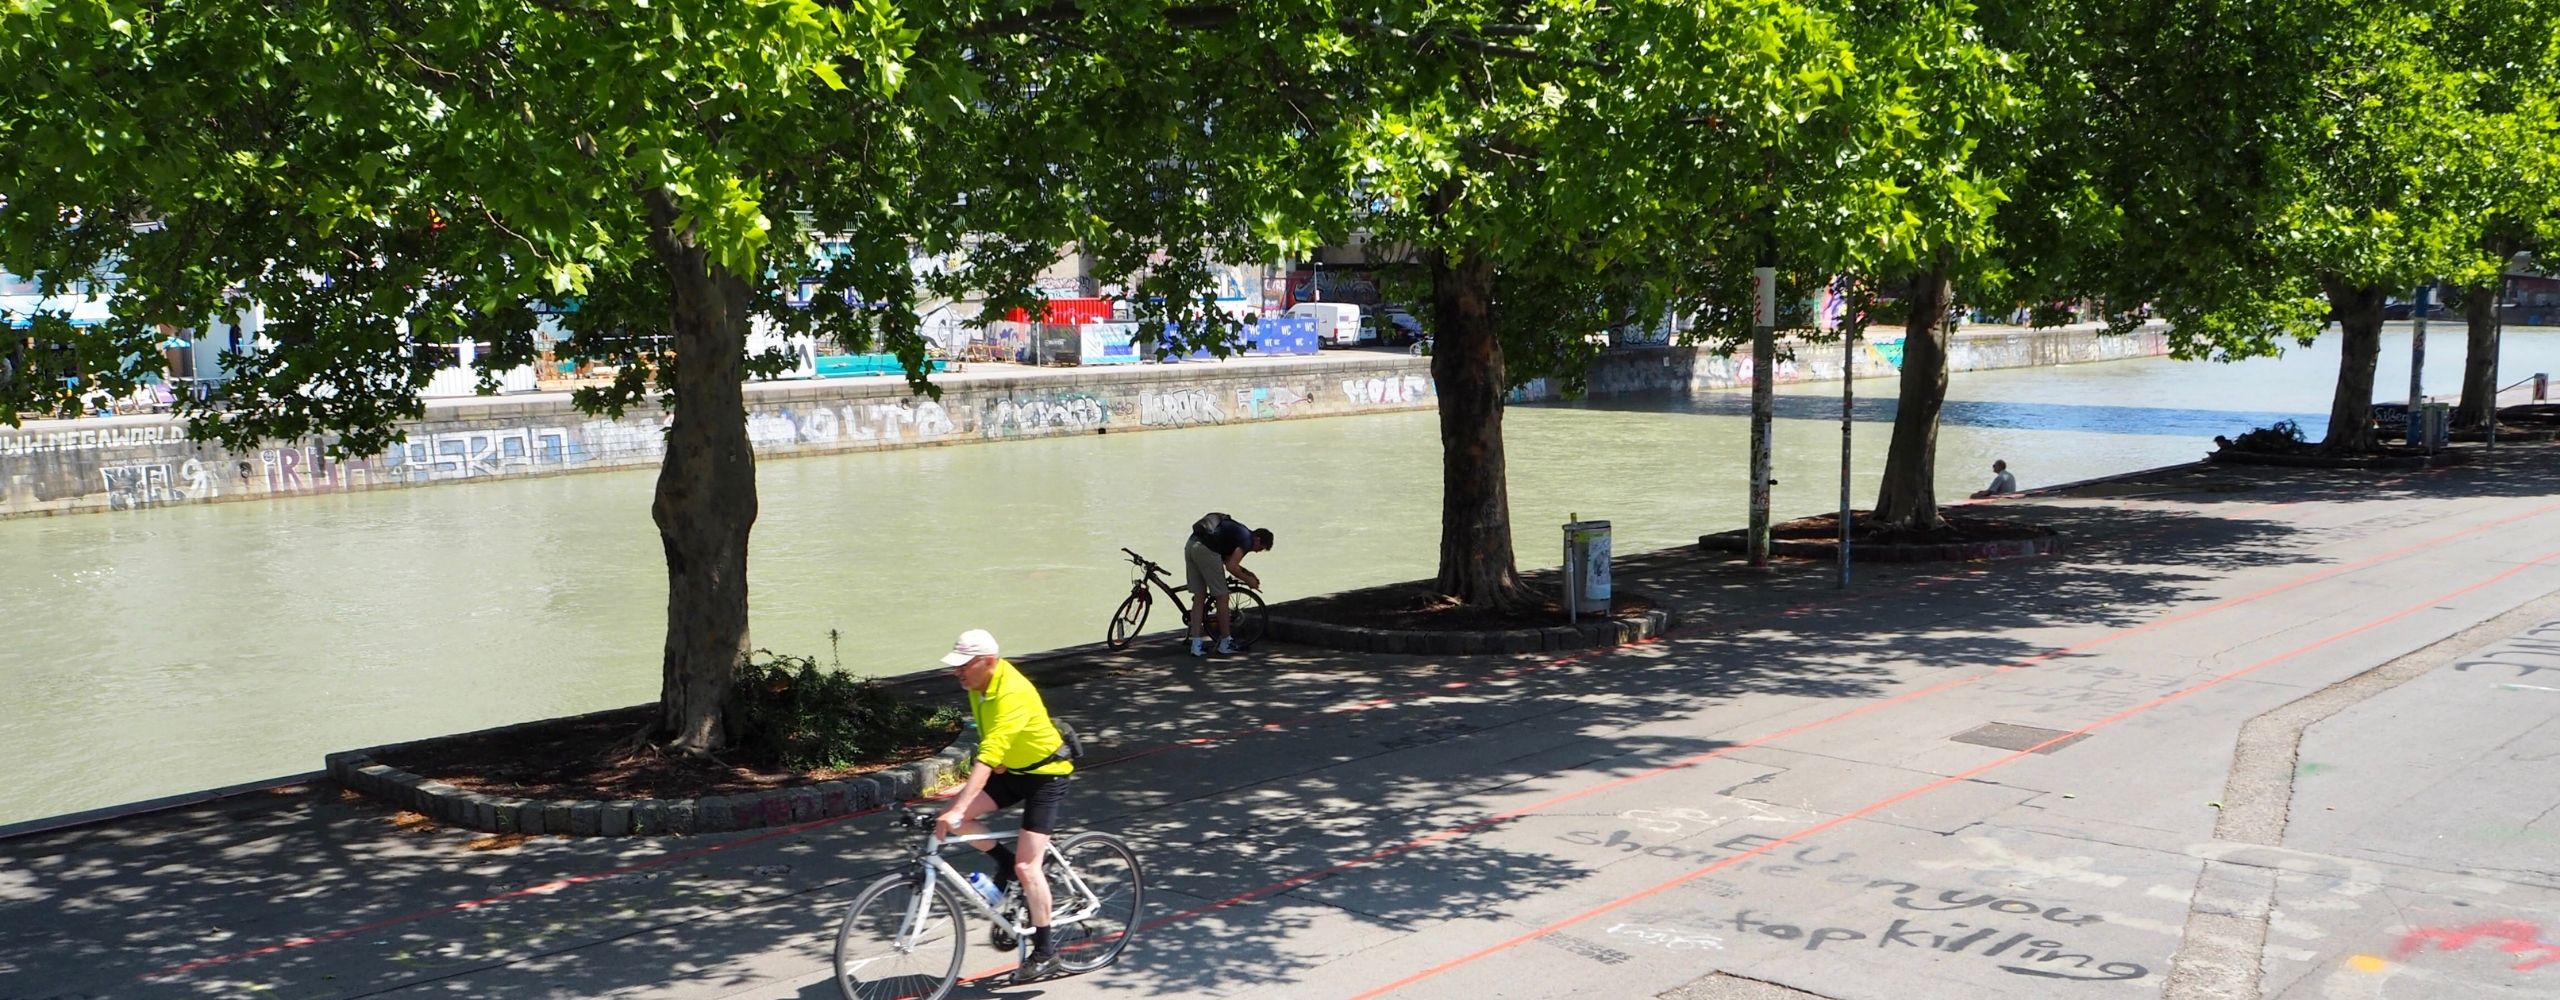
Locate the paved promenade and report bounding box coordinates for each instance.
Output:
[8,447,2560,999]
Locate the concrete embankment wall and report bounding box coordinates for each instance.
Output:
[1510,323,2171,402]
[0,356,1439,519]
[0,324,2168,519]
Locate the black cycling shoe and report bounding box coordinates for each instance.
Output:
[1012,948,1063,983]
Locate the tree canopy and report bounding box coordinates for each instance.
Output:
[1,0,1306,750]
[2032,0,2556,450]
[7,0,2555,749]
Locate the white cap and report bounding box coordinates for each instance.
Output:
[941,628,999,667]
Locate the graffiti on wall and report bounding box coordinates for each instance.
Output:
[99,459,217,509]
[0,425,191,457]
[1507,378,1555,404]
[5,363,1442,516]
[1343,375,1430,405]
[987,393,1109,436]
[379,428,576,482]
[1235,385,1312,420]
[261,447,371,494]
[1139,388,1226,427]
[744,401,975,448]
[1872,337,1908,369]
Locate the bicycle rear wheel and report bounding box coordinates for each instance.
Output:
[1049,831,1145,973]
[1229,586,1268,650]
[1105,592,1150,650]
[835,874,967,1000]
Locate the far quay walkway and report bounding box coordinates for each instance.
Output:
[7,440,2560,999]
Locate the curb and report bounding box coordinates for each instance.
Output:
[2006,460,2211,498]
[0,772,325,843]
[323,707,978,837]
[2205,449,2467,471]
[1262,596,1676,655]
[1697,531,2064,563]
[2384,428,2560,444]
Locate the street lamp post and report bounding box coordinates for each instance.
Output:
[1839,290,1856,590]
[2407,283,2431,448]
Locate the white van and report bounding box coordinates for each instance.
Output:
[1289,302,1363,347]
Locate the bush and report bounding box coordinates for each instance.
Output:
[2028,303,2079,328]
[2226,420,2311,454]
[1868,296,1911,328]
[729,642,964,772]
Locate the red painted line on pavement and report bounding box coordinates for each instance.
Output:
[138,485,2538,984]
[1132,496,2560,936]
[1348,548,2560,999]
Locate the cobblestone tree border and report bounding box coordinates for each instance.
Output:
[2205,448,2466,471]
[325,709,977,837]
[1263,592,1675,655]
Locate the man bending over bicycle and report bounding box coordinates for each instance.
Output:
[1186,512,1274,657]
[937,628,1076,981]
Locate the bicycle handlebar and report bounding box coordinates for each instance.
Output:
[1121,547,1166,574]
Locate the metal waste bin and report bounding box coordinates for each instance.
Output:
[1563,519,1612,619]
[2419,400,2451,451]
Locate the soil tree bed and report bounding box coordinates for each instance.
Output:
[1264,582,1672,655]
[1700,511,2060,563]
[373,705,959,801]
[2497,403,2560,428]
[331,704,971,837]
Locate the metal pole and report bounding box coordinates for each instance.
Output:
[2407,283,2430,447]
[1564,526,1577,626]
[1839,315,1855,589]
[2490,272,2507,449]
[1749,265,1777,568]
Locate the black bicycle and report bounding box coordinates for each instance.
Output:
[1105,547,1265,651]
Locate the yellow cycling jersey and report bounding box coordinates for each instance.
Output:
[969,659,1073,776]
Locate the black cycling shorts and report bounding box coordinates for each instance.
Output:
[985,771,1070,835]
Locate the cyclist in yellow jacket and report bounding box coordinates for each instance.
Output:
[936,628,1074,980]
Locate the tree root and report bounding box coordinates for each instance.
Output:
[607,726,724,765]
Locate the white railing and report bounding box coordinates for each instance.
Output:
[419,340,539,398]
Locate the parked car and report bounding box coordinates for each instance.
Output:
[2381,300,2457,321]
[1377,308,1425,345]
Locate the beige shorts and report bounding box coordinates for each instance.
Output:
[1184,540,1230,599]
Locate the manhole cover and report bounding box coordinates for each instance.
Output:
[1951,722,2089,754]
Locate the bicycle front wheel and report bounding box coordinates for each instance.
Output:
[1049,831,1145,973]
[1229,586,1268,650]
[835,873,968,1000]
[1106,592,1150,650]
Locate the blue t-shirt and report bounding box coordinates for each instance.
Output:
[1197,517,1254,556]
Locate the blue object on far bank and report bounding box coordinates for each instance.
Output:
[814,354,949,378]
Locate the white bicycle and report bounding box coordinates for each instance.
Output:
[833,803,1144,999]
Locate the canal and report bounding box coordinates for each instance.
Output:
[5,325,2555,825]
